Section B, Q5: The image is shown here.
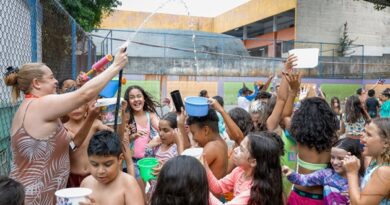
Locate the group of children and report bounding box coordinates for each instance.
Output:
[2,52,390,205]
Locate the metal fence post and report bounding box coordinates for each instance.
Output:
[88,36,92,69]
[71,19,77,79]
[28,0,37,62]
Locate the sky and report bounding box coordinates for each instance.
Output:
[116,0,250,17]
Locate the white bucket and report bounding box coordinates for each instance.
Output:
[182,148,203,159]
[288,48,319,69]
[55,188,92,205]
[96,97,123,125]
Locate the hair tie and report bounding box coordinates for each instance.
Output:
[4,66,19,77]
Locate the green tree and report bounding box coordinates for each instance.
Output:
[338,22,355,57]
[60,0,121,31]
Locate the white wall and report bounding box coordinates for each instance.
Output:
[296,0,390,56]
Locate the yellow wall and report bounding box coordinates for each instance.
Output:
[99,0,297,33]
[100,10,214,32]
[167,81,218,99]
[213,0,297,33]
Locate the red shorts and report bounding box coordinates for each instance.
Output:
[67,173,89,188]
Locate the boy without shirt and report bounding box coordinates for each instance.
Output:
[80,130,144,205]
[65,101,113,187]
[187,109,228,179]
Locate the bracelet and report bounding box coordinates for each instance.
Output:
[69,140,77,151]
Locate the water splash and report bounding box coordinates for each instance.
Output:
[118,0,199,80]
[177,0,199,79]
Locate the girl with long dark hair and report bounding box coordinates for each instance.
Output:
[205,132,284,205]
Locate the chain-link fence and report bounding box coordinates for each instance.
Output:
[0,0,95,175]
[92,29,390,79]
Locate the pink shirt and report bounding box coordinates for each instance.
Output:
[132,112,159,158]
[208,167,252,205]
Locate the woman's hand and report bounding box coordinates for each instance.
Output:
[342,154,361,175]
[112,47,129,70]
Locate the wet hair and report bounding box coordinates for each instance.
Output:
[368,89,375,97]
[255,91,272,101]
[333,138,364,176]
[228,107,253,136]
[356,88,364,95]
[124,85,160,114]
[290,97,338,152]
[344,95,365,123]
[151,155,209,205]
[187,109,219,133]
[249,96,276,132]
[0,176,25,205]
[372,118,390,162]
[4,63,46,103]
[199,90,208,97]
[247,132,283,205]
[88,130,122,157]
[212,95,224,107]
[161,112,177,129]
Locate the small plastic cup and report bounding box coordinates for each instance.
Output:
[137,157,159,182]
[55,188,92,205]
[95,97,123,125]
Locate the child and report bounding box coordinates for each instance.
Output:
[150,156,210,205]
[64,89,113,187]
[0,176,25,205]
[80,130,144,205]
[283,137,363,205]
[205,132,284,205]
[58,78,76,93]
[340,95,370,139]
[187,109,228,179]
[379,88,390,118]
[343,118,390,204]
[123,85,160,174]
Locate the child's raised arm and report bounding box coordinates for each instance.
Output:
[209,98,244,145]
[72,102,100,147]
[266,55,296,131]
[176,109,191,154]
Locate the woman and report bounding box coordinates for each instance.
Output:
[4,48,128,205]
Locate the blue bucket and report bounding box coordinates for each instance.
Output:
[99,80,119,98]
[185,97,209,117]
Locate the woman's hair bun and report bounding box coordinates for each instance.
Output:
[4,66,19,86]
